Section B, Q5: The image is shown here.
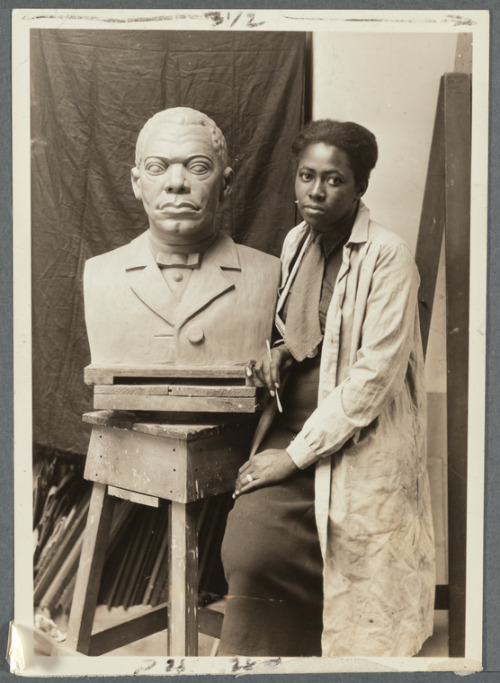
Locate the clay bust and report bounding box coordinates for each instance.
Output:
[84,107,281,366]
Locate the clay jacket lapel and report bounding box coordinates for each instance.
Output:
[124,232,178,326]
[174,232,241,329]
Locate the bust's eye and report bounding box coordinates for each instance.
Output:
[189,162,210,174]
[145,161,166,175]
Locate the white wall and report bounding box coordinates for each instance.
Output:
[312,32,457,253]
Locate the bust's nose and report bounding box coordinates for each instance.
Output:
[164,164,189,193]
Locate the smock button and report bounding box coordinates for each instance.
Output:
[187,325,205,344]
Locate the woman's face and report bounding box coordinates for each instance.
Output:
[295,143,362,232]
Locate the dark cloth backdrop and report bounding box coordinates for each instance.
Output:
[31,29,305,454]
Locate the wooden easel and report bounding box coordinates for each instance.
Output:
[415,72,471,657]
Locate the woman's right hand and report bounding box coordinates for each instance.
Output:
[247,344,293,396]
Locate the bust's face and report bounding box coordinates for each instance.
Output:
[131,121,232,246]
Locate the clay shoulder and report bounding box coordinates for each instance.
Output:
[85,234,145,270]
[233,241,280,270]
[85,233,280,275]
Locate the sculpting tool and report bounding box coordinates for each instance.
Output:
[266,339,283,413]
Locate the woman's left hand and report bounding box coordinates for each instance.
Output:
[233,449,300,497]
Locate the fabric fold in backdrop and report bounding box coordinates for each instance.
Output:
[31,29,305,454]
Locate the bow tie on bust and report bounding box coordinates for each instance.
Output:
[155,252,201,269]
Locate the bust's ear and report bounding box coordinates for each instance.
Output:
[131,167,142,200]
[220,167,234,202]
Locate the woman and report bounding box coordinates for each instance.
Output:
[219,120,435,658]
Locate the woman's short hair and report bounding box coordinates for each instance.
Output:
[292,119,378,188]
[135,107,228,168]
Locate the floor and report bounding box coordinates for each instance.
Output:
[41,604,449,658]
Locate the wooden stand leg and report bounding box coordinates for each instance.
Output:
[168,501,198,656]
[66,482,115,654]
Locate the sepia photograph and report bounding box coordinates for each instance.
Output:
[10,8,488,676]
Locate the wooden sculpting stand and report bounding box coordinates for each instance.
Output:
[66,409,251,656]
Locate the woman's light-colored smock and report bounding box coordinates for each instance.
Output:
[278,202,436,657]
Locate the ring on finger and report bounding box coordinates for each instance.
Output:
[246,473,253,483]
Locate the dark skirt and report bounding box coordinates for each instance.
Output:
[218,424,323,657]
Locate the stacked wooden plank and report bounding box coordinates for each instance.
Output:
[85,364,261,414]
[97,496,230,610]
[34,458,230,618]
[34,461,92,615]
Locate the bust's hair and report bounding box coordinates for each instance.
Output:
[292,119,378,188]
[135,107,228,168]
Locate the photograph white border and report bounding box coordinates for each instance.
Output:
[11,8,488,676]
